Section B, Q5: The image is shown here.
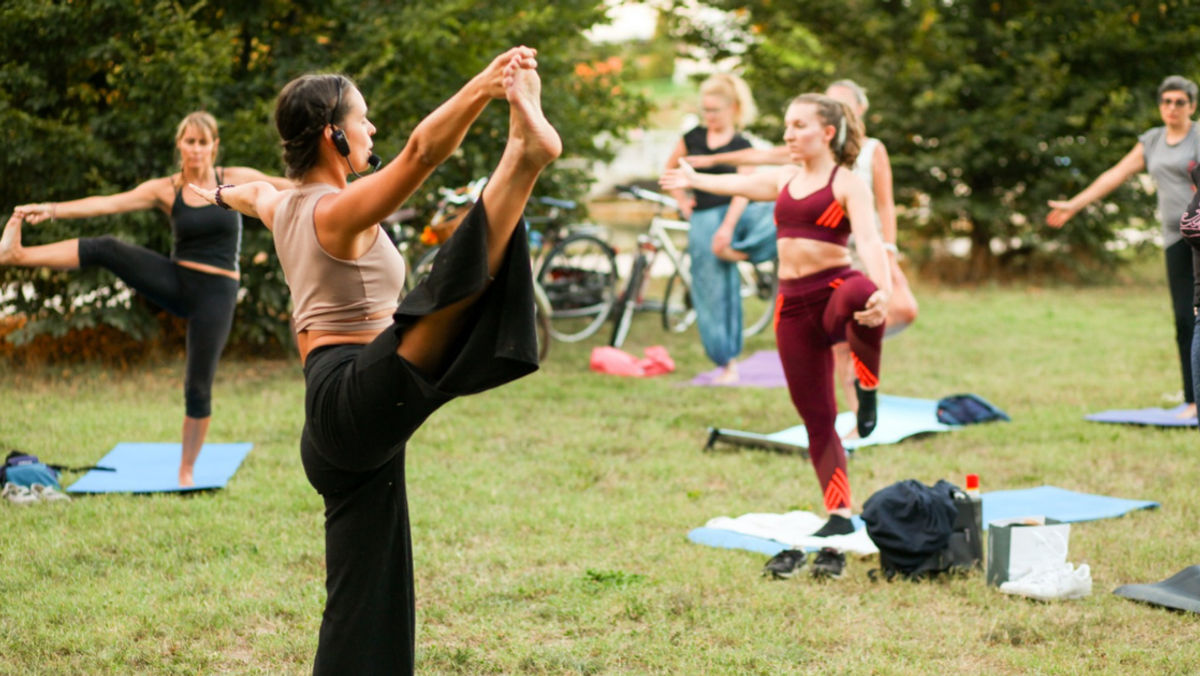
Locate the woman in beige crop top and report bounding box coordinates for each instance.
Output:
[190,48,561,674]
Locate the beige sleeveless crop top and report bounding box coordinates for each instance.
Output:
[273,183,405,334]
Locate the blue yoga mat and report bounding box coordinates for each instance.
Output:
[690,487,1158,557]
[67,442,254,494]
[981,485,1158,529]
[709,395,954,454]
[1084,404,1197,428]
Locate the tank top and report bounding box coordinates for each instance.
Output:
[682,126,753,211]
[774,166,851,246]
[272,183,405,334]
[171,168,243,272]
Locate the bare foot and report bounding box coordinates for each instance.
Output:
[841,425,860,441]
[504,61,562,169]
[713,361,739,384]
[0,214,22,264]
[1178,402,1197,419]
[179,466,195,488]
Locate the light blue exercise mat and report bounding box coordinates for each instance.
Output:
[66,442,254,494]
[706,394,955,454]
[980,485,1158,528]
[1084,403,1198,428]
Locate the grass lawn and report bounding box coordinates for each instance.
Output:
[2,254,1199,674]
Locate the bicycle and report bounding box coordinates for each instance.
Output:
[608,185,778,349]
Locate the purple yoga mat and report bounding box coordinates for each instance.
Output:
[689,350,786,388]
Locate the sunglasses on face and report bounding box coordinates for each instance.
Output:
[1161,97,1191,108]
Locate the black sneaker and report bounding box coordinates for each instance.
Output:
[810,547,846,580]
[762,549,807,579]
[855,380,878,438]
[812,513,855,538]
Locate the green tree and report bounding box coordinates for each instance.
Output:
[675,0,1200,279]
[1,0,648,349]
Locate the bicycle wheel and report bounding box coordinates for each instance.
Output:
[609,253,647,348]
[536,233,618,342]
[532,282,552,362]
[741,257,779,338]
[661,254,696,333]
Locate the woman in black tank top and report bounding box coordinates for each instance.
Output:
[663,74,776,382]
[2,111,291,487]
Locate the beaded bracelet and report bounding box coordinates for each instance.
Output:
[214,184,235,210]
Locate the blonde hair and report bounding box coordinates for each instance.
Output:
[699,73,757,129]
[174,111,220,172]
[790,93,864,168]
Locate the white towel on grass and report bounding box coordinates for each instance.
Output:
[705,510,879,556]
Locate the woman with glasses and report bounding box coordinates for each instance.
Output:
[662,73,776,384]
[1047,75,1200,419]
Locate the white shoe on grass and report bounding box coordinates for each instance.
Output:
[31,483,70,502]
[1000,563,1092,601]
[2,483,38,505]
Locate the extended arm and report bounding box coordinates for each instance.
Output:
[16,178,167,224]
[314,48,537,239]
[188,181,286,231]
[685,145,790,169]
[660,159,781,203]
[1046,143,1145,227]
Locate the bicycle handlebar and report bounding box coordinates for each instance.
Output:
[615,184,679,210]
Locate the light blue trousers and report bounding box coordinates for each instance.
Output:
[688,201,776,366]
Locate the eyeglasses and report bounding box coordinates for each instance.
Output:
[1160,97,1191,108]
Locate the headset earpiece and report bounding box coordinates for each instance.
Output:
[331,127,350,157]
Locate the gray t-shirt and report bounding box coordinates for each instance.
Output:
[1139,123,1200,247]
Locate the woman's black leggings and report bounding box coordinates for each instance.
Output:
[1165,240,1195,404]
[78,236,238,418]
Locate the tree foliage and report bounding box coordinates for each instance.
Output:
[675,0,1200,278]
[0,0,649,348]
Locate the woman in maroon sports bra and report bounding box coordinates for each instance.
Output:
[662,93,892,578]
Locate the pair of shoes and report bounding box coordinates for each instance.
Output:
[2,482,38,505]
[31,483,69,502]
[812,514,855,538]
[810,547,846,579]
[1000,563,1092,601]
[762,549,807,579]
[855,380,877,438]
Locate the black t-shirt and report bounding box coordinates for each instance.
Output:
[682,126,753,211]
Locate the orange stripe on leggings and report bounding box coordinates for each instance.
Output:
[773,293,783,332]
[852,352,879,389]
[824,467,851,511]
[816,201,845,228]
[828,278,844,290]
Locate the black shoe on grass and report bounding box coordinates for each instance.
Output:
[810,547,846,580]
[855,380,878,438]
[812,513,854,538]
[762,549,807,580]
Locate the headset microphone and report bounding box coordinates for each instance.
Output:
[367,153,381,171]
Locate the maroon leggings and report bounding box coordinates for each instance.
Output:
[774,266,883,512]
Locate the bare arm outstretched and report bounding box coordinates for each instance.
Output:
[685,145,790,169]
[1046,143,1145,227]
[313,47,538,242]
[660,158,784,203]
